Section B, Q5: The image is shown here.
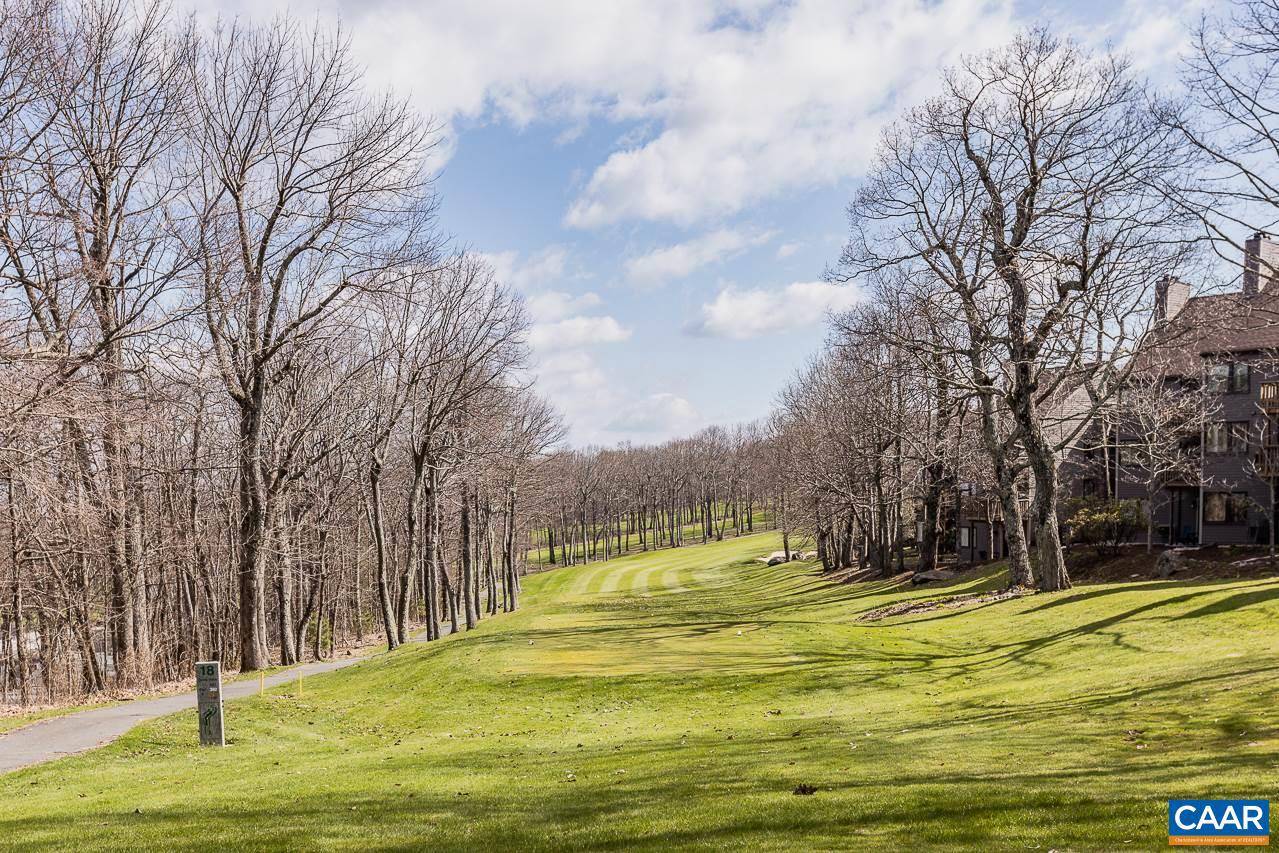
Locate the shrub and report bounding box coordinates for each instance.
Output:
[1064,497,1143,556]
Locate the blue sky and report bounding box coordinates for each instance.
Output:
[201,0,1211,445]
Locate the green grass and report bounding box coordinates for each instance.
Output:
[3,532,1277,850]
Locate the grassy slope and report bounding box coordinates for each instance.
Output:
[3,533,1277,851]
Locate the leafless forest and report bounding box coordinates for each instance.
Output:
[0,0,567,701]
[4,0,1279,708]
[0,0,795,703]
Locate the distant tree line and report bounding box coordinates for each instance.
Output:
[526,425,776,566]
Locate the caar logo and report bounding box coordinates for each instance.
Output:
[1169,799,1269,846]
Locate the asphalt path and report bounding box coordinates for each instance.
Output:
[0,626,446,774]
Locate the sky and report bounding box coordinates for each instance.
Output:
[195,0,1213,446]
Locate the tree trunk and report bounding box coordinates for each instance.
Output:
[460,482,478,630]
[917,463,944,573]
[423,471,441,640]
[367,460,400,650]
[1026,436,1071,592]
[235,400,271,671]
[503,487,519,612]
[405,456,431,640]
[275,514,298,666]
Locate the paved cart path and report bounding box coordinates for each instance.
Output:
[0,628,444,775]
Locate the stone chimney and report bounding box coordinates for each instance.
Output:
[1155,275,1190,323]
[1243,231,1279,296]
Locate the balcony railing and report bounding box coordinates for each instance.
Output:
[959,495,1003,523]
[1261,382,1279,408]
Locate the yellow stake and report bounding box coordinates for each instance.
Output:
[259,672,264,696]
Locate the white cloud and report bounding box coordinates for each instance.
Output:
[480,243,632,437]
[605,393,701,434]
[481,244,625,351]
[187,0,1212,230]
[686,280,859,339]
[535,350,609,395]
[1088,0,1210,80]
[526,290,602,323]
[562,0,1019,226]
[485,245,626,349]
[529,315,631,350]
[776,242,802,259]
[192,0,1017,227]
[624,228,776,286]
[531,349,622,443]
[481,246,569,292]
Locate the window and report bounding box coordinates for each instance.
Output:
[1232,422,1249,452]
[1205,423,1222,452]
[1205,421,1250,454]
[1233,363,1252,393]
[1117,444,1145,466]
[1206,361,1251,394]
[1204,491,1250,524]
[1204,492,1225,523]
[1264,413,1279,446]
[958,526,971,548]
[1206,363,1229,392]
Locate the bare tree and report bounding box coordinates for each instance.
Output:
[402,254,525,642]
[0,0,193,685]
[1162,0,1279,276]
[839,30,1192,590]
[1102,367,1217,551]
[0,2,550,704]
[186,19,438,669]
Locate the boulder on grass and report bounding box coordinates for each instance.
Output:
[767,556,787,566]
[911,569,957,585]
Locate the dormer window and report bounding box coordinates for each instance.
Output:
[1206,361,1251,394]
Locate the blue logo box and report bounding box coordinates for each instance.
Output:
[1169,800,1269,846]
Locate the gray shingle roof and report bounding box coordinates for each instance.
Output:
[1139,289,1279,376]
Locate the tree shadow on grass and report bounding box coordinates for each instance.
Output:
[1174,582,1279,619]
[878,576,1278,644]
[6,723,1275,852]
[453,571,1279,694]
